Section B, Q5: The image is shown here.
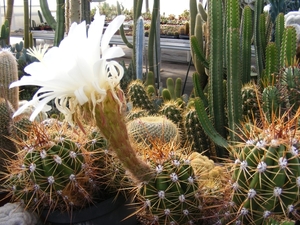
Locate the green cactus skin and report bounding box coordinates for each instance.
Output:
[264,42,279,86]
[0,98,17,182]
[159,100,184,132]
[175,78,182,99]
[126,107,149,121]
[3,122,120,213]
[54,0,65,47]
[184,106,212,157]
[136,16,144,80]
[226,0,242,142]
[262,86,280,123]
[127,80,156,115]
[254,0,265,78]
[241,6,253,84]
[208,0,226,140]
[137,154,201,225]
[39,0,56,30]
[280,26,297,68]
[275,13,285,53]
[166,78,175,100]
[198,2,207,22]
[162,88,172,102]
[241,83,261,121]
[127,116,181,145]
[0,19,10,47]
[144,71,156,88]
[224,110,300,225]
[0,50,19,111]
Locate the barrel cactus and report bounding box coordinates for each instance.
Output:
[2,121,107,213]
[127,116,181,147]
[224,108,300,225]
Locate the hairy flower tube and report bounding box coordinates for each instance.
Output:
[10,11,153,183]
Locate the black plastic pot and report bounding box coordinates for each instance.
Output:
[41,195,138,225]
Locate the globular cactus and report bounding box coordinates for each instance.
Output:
[136,150,202,225]
[127,80,156,115]
[241,82,261,121]
[0,49,19,110]
[2,121,104,213]
[127,116,181,147]
[159,100,183,128]
[126,107,149,121]
[224,108,300,225]
[183,105,212,157]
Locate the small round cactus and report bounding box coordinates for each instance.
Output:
[127,116,181,147]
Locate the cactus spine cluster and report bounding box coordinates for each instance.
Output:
[223,109,300,225]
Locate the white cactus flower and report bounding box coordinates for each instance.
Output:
[10,12,125,124]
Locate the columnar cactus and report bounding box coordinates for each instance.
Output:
[0,50,19,110]
[224,108,300,225]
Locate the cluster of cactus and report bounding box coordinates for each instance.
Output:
[220,107,300,225]
[2,120,131,214]
[10,41,39,100]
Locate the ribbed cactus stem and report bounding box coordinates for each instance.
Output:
[0,50,19,110]
[226,0,242,141]
[280,26,297,67]
[39,0,56,30]
[264,42,279,86]
[208,0,226,139]
[54,0,65,47]
[166,78,175,99]
[135,16,144,80]
[275,13,285,53]
[94,89,153,183]
[241,5,253,84]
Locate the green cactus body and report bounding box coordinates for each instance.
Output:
[0,50,19,110]
[127,80,156,115]
[137,154,201,225]
[3,122,106,212]
[184,107,212,157]
[166,78,175,100]
[126,107,149,121]
[264,42,279,86]
[275,13,285,53]
[227,111,300,225]
[241,83,260,121]
[280,26,297,68]
[127,116,180,146]
[262,86,280,122]
[159,100,183,123]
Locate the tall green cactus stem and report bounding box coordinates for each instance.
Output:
[135,16,144,80]
[127,80,156,115]
[227,108,300,225]
[0,50,19,111]
[275,13,285,53]
[208,0,226,140]
[23,0,30,49]
[37,10,44,23]
[198,2,207,22]
[54,0,65,47]
[117,1,133,49]
[80,0,91,25]
[264,42,279,86]
[39,0,57,30]
[4,0,14,45]
[226,0,242,142]
[280,26,297,68]
[148,0,160,80]
[254,0,265,78]
[241,6,253,84]
[189,0,197,37]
